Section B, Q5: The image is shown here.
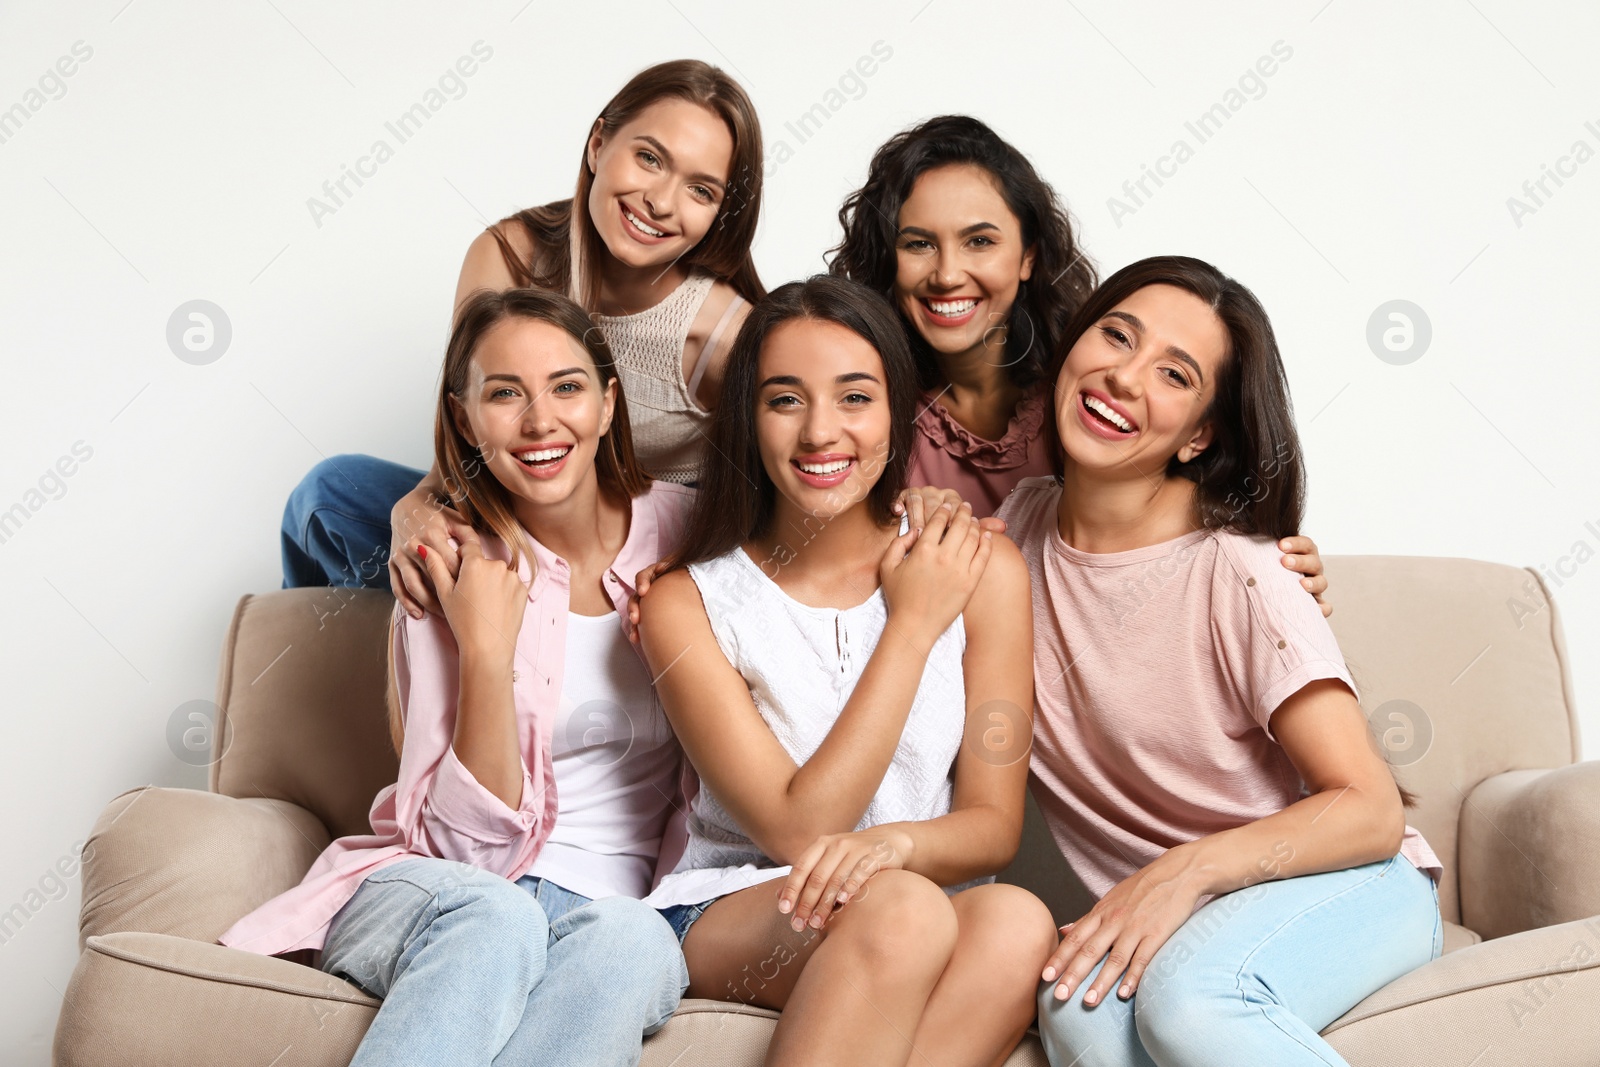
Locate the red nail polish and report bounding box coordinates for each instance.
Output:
[418,545,427,559]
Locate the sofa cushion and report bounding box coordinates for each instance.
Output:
[54,932,375,1067]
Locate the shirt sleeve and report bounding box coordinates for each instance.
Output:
[393,608,549,877]
[1210,534,1357,739]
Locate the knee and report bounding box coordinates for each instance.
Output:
[440,873,550,948]
[575,896,684,974]
[1133,977,1225,1063]
[960,884,1059,971]
[829,869,958,973]
[1036,979,1131,1067]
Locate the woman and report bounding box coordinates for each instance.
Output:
[829,116,1330,608]
[221,289,695,1067]
[636,275,1057,1067]
[1000,257,1442,1066]
[282,59,763,616]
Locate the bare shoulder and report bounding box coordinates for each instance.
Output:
[964,533,1030,628]
[637,567,707,634]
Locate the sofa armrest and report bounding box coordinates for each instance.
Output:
[80,786,330,948]
[1458,763,1600,940]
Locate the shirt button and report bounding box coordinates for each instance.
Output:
[1277,639,1287,650]
[1246,577,1257,587]
[512,670,520,682]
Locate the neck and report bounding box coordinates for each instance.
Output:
[595,253,689,316]
[760,493,892,584]
[930,333,1025,438]
[513,472,628,569]
[1055,459,1202,553]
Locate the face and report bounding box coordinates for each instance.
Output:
[893,163,1036,360]
[451,318,617,511]
[1054,284,1228,476]
[755,318,893,523]
[585,97,735,270]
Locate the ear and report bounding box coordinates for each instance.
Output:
[1177,419,1214,465]
[448,393,478,449]
[585,118,606,175]
[598,375,618,437]
[1019,243,1037,283]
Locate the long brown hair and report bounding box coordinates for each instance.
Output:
[388,287,650,753]
[492,60,765,310]
[1047,255,1305,539]
[669,275,921,571]
[828,115,1098,391]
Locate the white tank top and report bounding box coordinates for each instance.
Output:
[642,546,971,908]
[527,611,680,900]
[594,271,723,485]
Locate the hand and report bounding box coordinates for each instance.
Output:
[1042,851,1203,1006]
[626,559,671,644]
[1279,535,1329,618]
[420,530,528,661]
[893,486,1006,538]
[389,490,474,619]
[879,499,994,651]
[777,827,914,933]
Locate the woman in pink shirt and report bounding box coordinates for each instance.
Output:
[220,289,695,1066]
[1001,256,1442,1067]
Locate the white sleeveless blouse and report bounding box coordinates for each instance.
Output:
[642,545,972,908]
[594,271,717,485]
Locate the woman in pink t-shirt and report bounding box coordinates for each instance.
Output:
[1001,256,1443,1067]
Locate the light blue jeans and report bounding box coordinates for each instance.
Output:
[1037,856,1441,1067]
[321,857,689,1067]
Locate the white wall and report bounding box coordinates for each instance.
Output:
[2,0,1595,1060]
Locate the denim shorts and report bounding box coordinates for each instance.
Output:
[657,899,715,943]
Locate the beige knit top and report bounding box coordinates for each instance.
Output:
[595,271,743,485]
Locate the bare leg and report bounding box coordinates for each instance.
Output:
[909,883,1060,1067]
[682,869,960,1067]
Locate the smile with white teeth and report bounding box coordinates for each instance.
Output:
[796,458,852,475]
[1083,394,1134,433]
[623,207,666,238]
[515,446,571,465]
[925,298,978,316]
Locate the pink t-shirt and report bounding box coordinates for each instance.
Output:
[997,477,1441,900]
[906,383,1054,518]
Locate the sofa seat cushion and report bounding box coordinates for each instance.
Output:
[1443,920,1482,954]
[55,932,375,1067]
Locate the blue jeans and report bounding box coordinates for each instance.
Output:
[1037,856,1441,1067]
[321,857,689,1067]
[281,455,425,588]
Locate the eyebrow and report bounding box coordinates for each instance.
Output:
[897,221,1001,240]
[634,135,727,192]
[1102,311,1206,384]
[759,371,883,388]
[482,367,590,385]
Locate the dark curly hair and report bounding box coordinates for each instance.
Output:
[828,115,1097,391]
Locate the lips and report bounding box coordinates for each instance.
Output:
[791,454,855,489]
[918,296,981,327]
[1076,389,1138,440]
[512,444,573,479]
[620,202,671,242]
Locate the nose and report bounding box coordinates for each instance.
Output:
[641,177,675,220]
[1104,350,1144,399]
[520,387,560,436]
[799,400,842,450]
[931,247,962,289]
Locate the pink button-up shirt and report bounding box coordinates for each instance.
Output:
[219,482,696,957]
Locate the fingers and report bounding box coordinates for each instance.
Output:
[389,558,425,619]
[878,520,918,578]
[977,515,1007,536]
[790,847,850,931]
[417,542,456,599]
[1278,535,1317,562]
[917,499,955,549]
[969,528,995,578]
[1041,919,1085,986]
[778,838,828,921]
[394,554,441,617]
[812,853,871,927]
[1115,946,1156,1001]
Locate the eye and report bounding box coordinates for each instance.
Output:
[690,184,716,204]
[898,239,933,252]
[552,380,582,395]
[489,386,519,399]
[1162,367,1190,387]
[765,394,800,408]
[1101,325,1130,346]
[637,149,660,168]
[842,391,873,405]
[968,235,995,248]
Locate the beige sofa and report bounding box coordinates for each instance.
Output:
[55,557,1600,1066]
